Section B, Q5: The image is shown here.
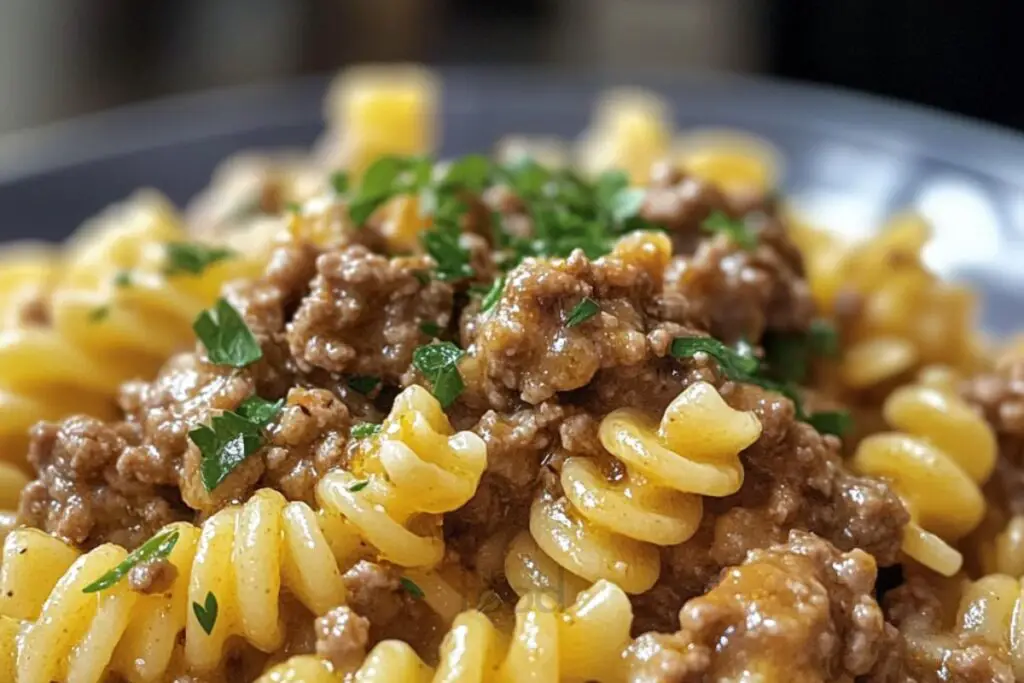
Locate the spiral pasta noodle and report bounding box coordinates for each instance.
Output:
[575,89,672,184]
[851,375,997,576]
[0,192,270,464]
[258,579,634,683]
[520,381,760,595]
[316,385,488,569]
[673,128,783,201]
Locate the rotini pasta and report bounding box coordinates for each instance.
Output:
[0,192,270,464]
[258,579,634,683]
[316,385,487,569]
[523,381,760,594]
[674,128,783,201]
[851,374,997,576]
[575,89,672,184]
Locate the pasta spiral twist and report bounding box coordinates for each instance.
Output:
[521,381,761,595]
[0,192,270,462]
[316,384,487,569]
[0,488,345,682]
[259,579,634,683]
[851,376,997,576]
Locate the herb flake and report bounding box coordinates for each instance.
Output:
[87,305,110,323]
[420,321,442,337]
[193,592,218,635]
[412,342,465,408]
[565,297,600,328]
[82,529,180,593]
[479,275,506,314]
[164,242,234,276]
[348,480,369,493]
[348,376,381,395]
[193,298,262,368]
[400,577,424,600]
[700,211,758,250]
[113,270,133,288]
[807,410,852,437]
[351,423,382,439]
[189,395,283,491]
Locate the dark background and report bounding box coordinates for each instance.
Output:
[0,0,1020,135]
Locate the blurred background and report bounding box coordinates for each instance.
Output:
[0,0,1021,134]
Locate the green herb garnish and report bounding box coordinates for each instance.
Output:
[808,319,839,357]
[348,480,369,493]
[400,577,424,600]
[421,198,474,281]
[193,592,218,635]
[330,171,350,195]
[193,298,262,368]
[807,410,852,437]
[420,321,442,337]
[284,201,302,214]
[113,270,133,288]
[348,376,381,395]
[164,242,234,276]
[347,156,426,225]
[565,297,600,328]
[82,529,180,593]
[189,395,283,491]
[87,305,110,323]
[700,211,758,250]
[479,275,507,314]
[351,423,382,439]
[763,319,840,384]
[412,342,465,408]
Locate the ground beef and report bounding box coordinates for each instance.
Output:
[341,560,405,629]
[873,573,1014,683]
[128,557,178,594]
[17,417,189,549]
[641,164,730,255]
[626,531,887,683]
[262,387,350,504]
[633,381,908,633]
[465,236,695,408]
[287,245,453,382]
[314,605,370,674]
[664,216,814,345]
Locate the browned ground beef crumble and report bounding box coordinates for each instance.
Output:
[17,163,962,678]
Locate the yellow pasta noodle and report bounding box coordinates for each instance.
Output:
[258,579,634,683]
[851,375,997,576]
[674,128,783,200]
[0,192,270,464]
[523,381,760,595]
[576,89,672,184]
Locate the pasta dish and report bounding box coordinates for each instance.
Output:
[0,66,1017,682]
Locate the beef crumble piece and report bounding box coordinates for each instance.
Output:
[18,416,188,549]
[633,381,908,634]
[626,531,888,683]
[128,557,178,594]
[641,164,730,255]
[664,214,813,345]
[464,233,693,407]
[872,573,1014,683]
[287,245,453,382]
[314,605,370,674]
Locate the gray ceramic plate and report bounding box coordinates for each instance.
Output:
[0,69,1021,333]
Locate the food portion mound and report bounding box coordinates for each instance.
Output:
[0,140,1010,683]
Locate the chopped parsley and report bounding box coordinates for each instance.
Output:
[670,335,851,437]
[420,321,442,337]
[348,480,369,493]
[193,298,262,368]
[82,529,180,593]
[412,342,465,408]
[351,423,382,439]
[400,577,424,600]
[479,275,507,314]
[348,375,381,395]
[193,592,218,635]
[762,319,840,384]
[420,195,474,281]
[87,305,110,323]
[189,395,283,491]
[347,156,429,225]
[330,171,350,195]
[284,201,302,214]
[565,297,600,327]
[808,319,839,357]
[113,270,133,288]
[164,242,234,276]
[700,211,758,251]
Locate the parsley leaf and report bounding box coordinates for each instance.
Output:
[348,156,422,225]
[351,423,382,439]
[348,480,369,493]
[763,319,840,384]
[420,321,442,337]
[808,319,839,357]
[87,305,109,323]
[189,395,283,491]
[82,529,180,593]
[669,337,761,379]
[608,188,647,223]
[193,298,262,368]
[421,195,474,281]
[348,376,381,395]
[413,342,465,408]
[330,171,350,195]
[565,297,600,328]
[193,592,218,635]
[437,154,492,192]
[113,270,132,288]
[285,201,302,214]
[700,211,758,250]
[479,275,506,314]
[807,410,852,437]
[164,242,235,276]
[400,577,424,600]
